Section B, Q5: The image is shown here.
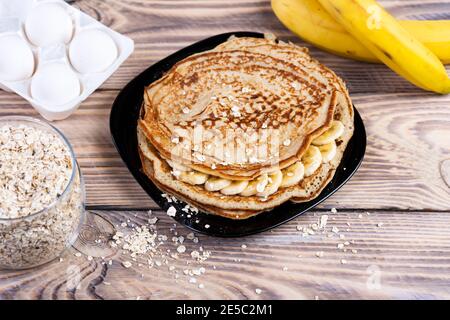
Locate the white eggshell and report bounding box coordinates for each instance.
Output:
[25,3,73,47]
[0,35,35,81]
[30,62,80,107]
[69,29,118,73]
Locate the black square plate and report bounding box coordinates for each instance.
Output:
[110,31,366,237]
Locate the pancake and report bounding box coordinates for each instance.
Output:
[137,34,354,219]
[138,36,347,180]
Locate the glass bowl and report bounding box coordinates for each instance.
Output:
[0,116,85,269]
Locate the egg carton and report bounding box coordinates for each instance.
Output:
[0,0,134,120]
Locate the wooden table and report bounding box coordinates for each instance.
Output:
[1,0,450,300]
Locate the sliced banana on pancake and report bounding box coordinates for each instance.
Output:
[240,173,269,196]
[257,170,283,197]
[302,146,322,177]
[280,162,305,188]
[312,120,345,145]
[205,177,232,191]
[221,180,249,195]
[179,171,209,185]
[318,141,337,163]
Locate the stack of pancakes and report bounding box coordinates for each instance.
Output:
[138,34,354,219]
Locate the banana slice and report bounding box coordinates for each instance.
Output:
[240,173,269,197]
[312,121,344,145]
[280,162,305,188]
[318,141,337,163]
[205,177,232,191]
[257,170,282,197]
[178,171,208,185]
[220,180,249,195]
[302,146,322,177]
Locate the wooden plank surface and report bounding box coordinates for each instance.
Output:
[1,209,450,300]
[1,0,450,300]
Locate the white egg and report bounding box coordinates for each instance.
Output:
[30,62,80,107]
[69,29,118,74]
[0,35,35,81]
[25,3,73,47]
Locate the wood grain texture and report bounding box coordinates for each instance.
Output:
[1,0,450,300]
[1,90,449,210]
[1,209,450,300]
[70,0,450,93]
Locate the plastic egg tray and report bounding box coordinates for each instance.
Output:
[0,0,134,120]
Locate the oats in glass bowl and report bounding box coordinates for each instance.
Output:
[0,116,85,269]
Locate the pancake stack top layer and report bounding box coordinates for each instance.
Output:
[138,35,354,219]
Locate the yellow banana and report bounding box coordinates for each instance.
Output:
[272,0,450,63]
[317,0,450,94]
[400,20,450,63]
[272,0,375,61]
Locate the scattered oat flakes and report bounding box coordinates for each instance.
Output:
[148,217,158,225]
[319,215,328,229]
[167,206,177,217]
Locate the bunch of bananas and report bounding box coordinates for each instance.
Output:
[272,0,450,94]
